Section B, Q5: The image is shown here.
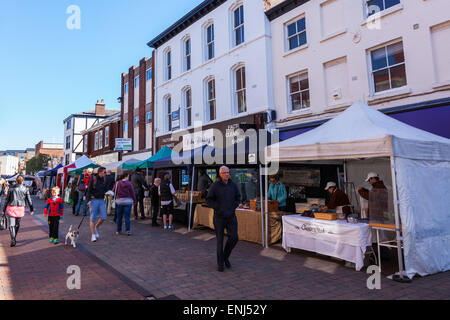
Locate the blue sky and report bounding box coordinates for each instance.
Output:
[0,0,203,150]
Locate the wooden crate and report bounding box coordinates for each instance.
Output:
[250,199,278,212]
[314,212,338,221]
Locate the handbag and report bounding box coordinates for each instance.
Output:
[0,212,7,231]
[112,182,120,209]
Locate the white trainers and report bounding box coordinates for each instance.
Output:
[91,234,97,242]
[95,229,99,239]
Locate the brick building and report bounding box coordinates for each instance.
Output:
[120,55,155,161]
[81,112,121,165]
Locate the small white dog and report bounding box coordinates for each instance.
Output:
[65,225,80,248]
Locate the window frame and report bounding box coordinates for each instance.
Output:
[287,71,311,113]
[182,87,192,128]
[165,95,172,132]
[183,37,192,72]
[94,132,98,151]
[83,135,88,153]
[233,65,247,114]
[365,0,401,18]
[134,76,139,89]
[368,40,407,94]
[285,16,307,52]
[98,130,103,150]
[65,136,71,150]
[205,77,216,122]
[206,23,215,61]
[165,49,172,81]
[233,5,245,47]
[123,121,128,135]
[124,82,128,95]
[105,126,109,147]
[146,68,152,81]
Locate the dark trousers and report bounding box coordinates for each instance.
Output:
[213,215,239,267]
[134,194,145,218]
[7,215,21,241]
[48,216,60,239]
[151,205,159,225]
[72,191,79,213]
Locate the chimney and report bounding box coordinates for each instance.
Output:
[95,99,105,116]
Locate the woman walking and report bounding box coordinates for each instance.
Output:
[113,173,136,236]
[2,175,34,247]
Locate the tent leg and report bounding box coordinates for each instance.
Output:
[188,166,195,232]
[265,169,269,249]
[259,165,265,247]
[390,156,406,280]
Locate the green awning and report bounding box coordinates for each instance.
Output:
[68,163,99,176]
[122,146,175,170]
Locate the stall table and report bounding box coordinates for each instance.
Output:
[282,215,372,271]
[193,205,291,245]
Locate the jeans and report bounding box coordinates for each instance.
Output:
[151,205,159,225]
[133,193,145,218]
[75,191,88,215]
[90,199,107,222]
[116,204,132,233]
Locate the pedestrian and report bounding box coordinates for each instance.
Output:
[85,167,108,242]
[197,169,213,199]
[113,173,136,236]
[206,166,241,272]
[130,168,149,220]
[2,175,34,247]
[75,168,92,216]
[104,170,115,216]
[267,175,288,212]
[149,178,161,227]
[159,173,176,230]
[44,186,64,244]
[70,175,80,215]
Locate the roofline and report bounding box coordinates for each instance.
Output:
[63,111,120,123]
[147,0,227,49]
[265,0,310,21]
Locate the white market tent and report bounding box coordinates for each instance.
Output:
[267,101,450,279]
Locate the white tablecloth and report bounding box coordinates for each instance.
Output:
[282,215,372,271]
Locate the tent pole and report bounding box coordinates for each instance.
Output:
[390,156,405,279]
[188,166,195,232]
[265,168,269,249]
[259,165,265,247]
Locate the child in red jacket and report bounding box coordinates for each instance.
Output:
[44,186,64,244]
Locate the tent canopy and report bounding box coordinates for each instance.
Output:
[123,146,175,170]
[268,101,450,162]
[266,101,450,279]
[37,164,63,177]
[66,155,99,175]
[103,158,141,172]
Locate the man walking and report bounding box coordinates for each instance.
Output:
[130,168,149,220]
[206,166,241,272]
[149,178,161,227]
[86,167,108,242]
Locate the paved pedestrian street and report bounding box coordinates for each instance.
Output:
[1,197,447,300]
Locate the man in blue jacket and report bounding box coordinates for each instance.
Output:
[206,166,241,272]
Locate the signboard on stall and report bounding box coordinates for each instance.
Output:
[183,129,215,151]
[281,169,320,187]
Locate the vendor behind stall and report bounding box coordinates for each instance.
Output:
[267,175,287,212]
[321,182,352,216]
[197,169,213,199]
[358,172,388,221]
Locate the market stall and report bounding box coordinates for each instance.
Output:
[266,101,450,278]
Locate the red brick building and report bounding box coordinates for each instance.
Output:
[120,55,155,161]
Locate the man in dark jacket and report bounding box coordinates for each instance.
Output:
[149,178,161,227]
[358,172,388,221]
[322,182,352,217]
[86,167,109,242]
[130,168,149,220]
[206,166,241,272]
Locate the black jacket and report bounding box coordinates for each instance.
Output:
[149,184,159,205]
[3,184,34,213]
[130,173,149,196]
[206,179,241,218]
[85,174,109,200]
[105,174,115,191]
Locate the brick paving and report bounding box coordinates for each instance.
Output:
[0,200,144,300]
[3,197,449,300]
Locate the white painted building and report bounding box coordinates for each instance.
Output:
[266,0,450,140]
[0,155,19,176]
[148,0,276,151]
[63,100,120,165]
